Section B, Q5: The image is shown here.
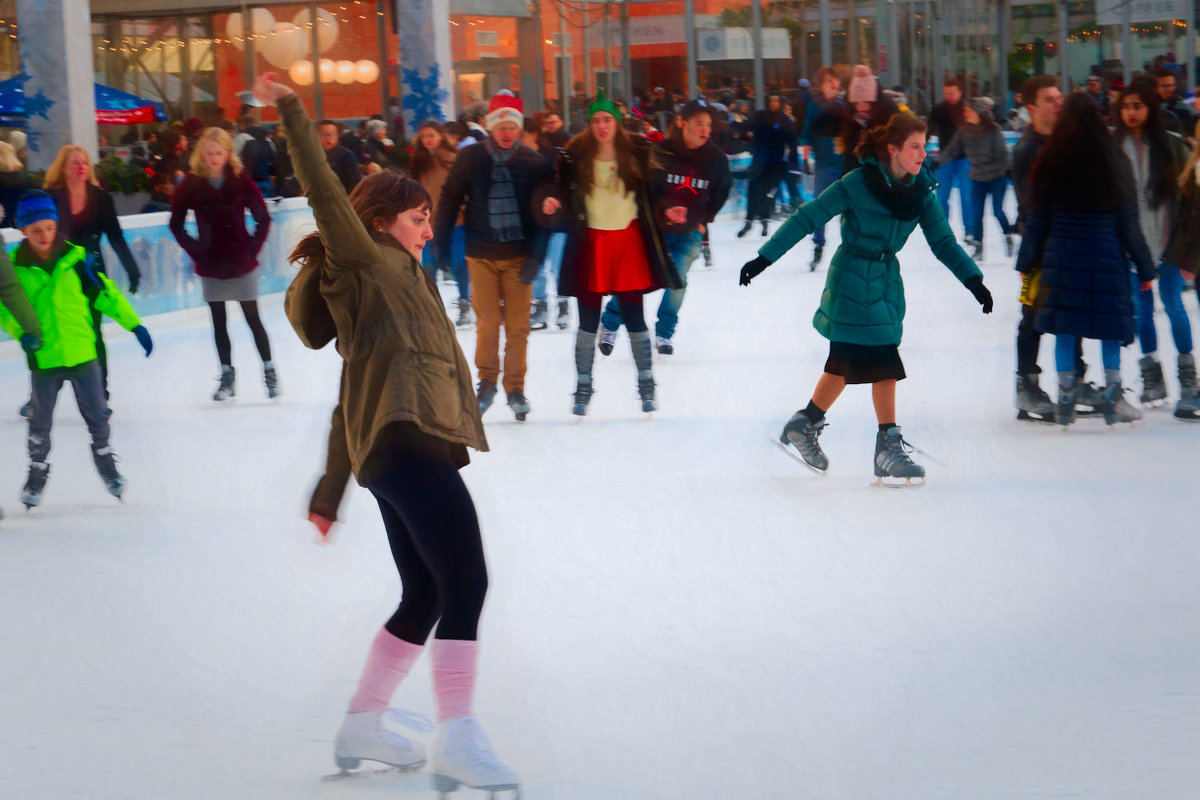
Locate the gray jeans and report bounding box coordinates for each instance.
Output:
[29,360,111,464]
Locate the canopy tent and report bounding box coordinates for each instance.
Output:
[0,77,167,127]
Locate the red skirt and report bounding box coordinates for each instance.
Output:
[583,222,654,294]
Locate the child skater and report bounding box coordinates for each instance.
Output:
[255,74,519,796]
[0,191,152,507]
[739,114,993,485]
[0,238,43,520]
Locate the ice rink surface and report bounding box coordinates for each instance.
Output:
[1,208,1197,799]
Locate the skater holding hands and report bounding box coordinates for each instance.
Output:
[739,114,992,485]
[256,74,519,796]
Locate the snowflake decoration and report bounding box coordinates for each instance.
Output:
[25,90,54,121]
[402,64,449,125]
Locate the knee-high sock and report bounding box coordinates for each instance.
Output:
[347,628,424,713]
[629,330,654,380]
[432,638,478,723]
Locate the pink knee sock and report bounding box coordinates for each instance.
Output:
[347,628,423,713]
[431,638,478,722]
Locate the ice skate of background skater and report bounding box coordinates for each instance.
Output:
[261,73,520,796]
[740,114,992,486]
[0,191,153,507]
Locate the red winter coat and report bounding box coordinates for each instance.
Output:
[169,166,271,280]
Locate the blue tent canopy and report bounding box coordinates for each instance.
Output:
[0,76,167,127]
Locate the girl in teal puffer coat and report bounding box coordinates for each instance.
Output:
[739,114,993,485]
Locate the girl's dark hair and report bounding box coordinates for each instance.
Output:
[289,172,432,265]
[1031,92,1133,212]
[408,121,454,182]
[566,120,653,193]
[853,112,927,162]
[1113,81,1178,209]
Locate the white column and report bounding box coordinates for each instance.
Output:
[18,0,98,171]
[396,0,455,126]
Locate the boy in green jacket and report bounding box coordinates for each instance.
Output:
[0,191,153,508]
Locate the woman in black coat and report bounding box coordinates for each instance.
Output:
[1015,93,1156,427]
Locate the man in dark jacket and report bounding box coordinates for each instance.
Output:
[801,66,848,270]
[928,78,967,230]
[434,93,551,421]
[240,126,277,197]
[317,120,361,194]
[1153,67,1197,135]
[738,96,799,237]
[600,98,732,355]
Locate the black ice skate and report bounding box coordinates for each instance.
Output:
[1138,356,1167,406]
[637,377,656,413]
[454,298,474,328]
[476,380,498,416]
[529,300,548,331]
[555,298,570,330]
[736,221,753,238]
[656,336,673,355]
[873,426,926,487]
[809,244,823,272]
[264,362,281,399]
[506,389,530,422]
[92,445,126,500]
[1174,353,1200,420]
[1015,373,1056,423]
[701,240,712,267]
[21,462,49,509]
[598,325,618,356]
[213,365,236,402]
[19,400,32,419]
[1004,234,1015,257]
[1056,384,1078,427]
[778,412,829,473]
[571,380,594,416]
[761,220,770,237]
[1101,382,1142,426]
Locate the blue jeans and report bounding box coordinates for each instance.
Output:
[969,176,1013,240]
[935,158,969,230]
[1055,335,1121,373]
[532,232,567,301]
[811,163,841,247]
[423,225,469,300]
[1132,262,1193,355]
[601,230,704,340]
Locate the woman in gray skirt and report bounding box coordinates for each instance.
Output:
[169,126,277,401]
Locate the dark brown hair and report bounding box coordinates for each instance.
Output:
[816,66,839,84]
[1031,92,1132,212]
[1113,80,1178,209]
[564,120,654,195]
[1021,75,1060,108]
[853,112,927,162]
[408,121,456,182]
[289,172,432,266]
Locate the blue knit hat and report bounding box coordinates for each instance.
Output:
[15,190,58,229]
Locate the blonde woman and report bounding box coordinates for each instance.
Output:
[43,144,142,404]
[168,127,275,401]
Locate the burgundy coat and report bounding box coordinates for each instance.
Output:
[169,166,271,280]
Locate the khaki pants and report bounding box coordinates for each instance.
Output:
[468,256,532,393]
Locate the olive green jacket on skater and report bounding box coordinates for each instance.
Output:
[278,93,488,482]
[758,158,982,346]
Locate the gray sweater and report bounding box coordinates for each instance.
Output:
[938,123,1011,183]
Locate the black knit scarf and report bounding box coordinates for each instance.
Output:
[860,160,931,221]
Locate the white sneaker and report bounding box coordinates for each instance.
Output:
[431,716,519,795]
[655,336,673,355]
[334,709,427,771]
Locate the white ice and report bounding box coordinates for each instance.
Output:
[1,205,1197,800]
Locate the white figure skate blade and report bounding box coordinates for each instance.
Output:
[773,434,826,476]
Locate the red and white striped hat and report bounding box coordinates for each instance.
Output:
[486,92,524,130]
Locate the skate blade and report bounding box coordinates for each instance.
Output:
[872,476,926,488]
[432,773,520,796]
[1141,398,1168,409]
[774,437,827,475]
[322,761,425,781]
[1016,409,1057,424]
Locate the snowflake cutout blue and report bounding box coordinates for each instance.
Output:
[402,64,449,125]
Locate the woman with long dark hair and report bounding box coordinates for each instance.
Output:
[739,113,991,485]
[1112,80,1193,409]
[1015,93,1157,426]
[409,120,471,326]
[168,127,276,401]
[539,91,682,415]
[1163,120,1200,419]
[255,74,518,795]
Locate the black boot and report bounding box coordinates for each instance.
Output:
[736,220,753,238]
[213,365,236,402]
[629,330,656,412]
[92,445,126,500]
[573,330,597,416]
[529,299,548,331]
[809,244,823,272]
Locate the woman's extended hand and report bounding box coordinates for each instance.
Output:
[542,197,562,216]
[252,72,295,105]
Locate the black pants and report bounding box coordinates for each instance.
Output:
[578,289,646,333]
[28,360,111,464]
[365,440,488,645]
[747,162,788,221]
[209,301,272,366]
[1017,304,1084,375]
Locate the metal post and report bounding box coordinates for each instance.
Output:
[559,0,568,113]
[997,0,1010,117]
[1058,0,1069,88]
[181,17,194,120]
[604,0,612,94]
[685,0,697,95]
[1122,0,1133,83]
[932,0,944,97]
[377,0,389,124]
[820,0,832,65]
[621,0,632,103]
[752,0,764,109]
[1185,0,1195,87]
[583,0,591,97]
[310,1,323,120]
[849,0,858,65]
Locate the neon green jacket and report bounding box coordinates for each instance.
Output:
[0,239,141,371]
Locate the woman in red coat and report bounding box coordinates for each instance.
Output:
[169,127,276,402]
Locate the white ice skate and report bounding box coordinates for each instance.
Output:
[431,716,520,799]
[331,708,428,775]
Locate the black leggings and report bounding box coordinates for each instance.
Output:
[209,301,272,366]
[578,289,646,333]
[365,447,488,645]
[1017,303,1084,375]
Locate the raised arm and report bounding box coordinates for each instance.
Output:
[257,74,378,271]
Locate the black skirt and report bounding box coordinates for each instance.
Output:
[824,341,906,384]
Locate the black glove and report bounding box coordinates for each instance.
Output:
[739,255,771,286]
[964,275,993,314]
[127,267,141,296]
